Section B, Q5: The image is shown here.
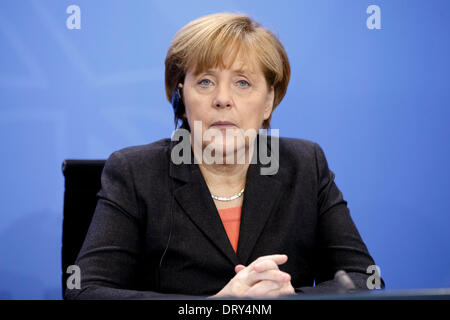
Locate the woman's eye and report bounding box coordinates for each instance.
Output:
[237,80,250,87]
[198,79,212,86]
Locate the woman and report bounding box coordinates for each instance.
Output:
[65,12,383,299]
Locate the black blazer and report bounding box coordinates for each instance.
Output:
[65,134,382,299]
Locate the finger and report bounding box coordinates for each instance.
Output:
[244,280,282,298]
[246,269,291,286]
[235,264,246,273]
[252,259,280,273]
[251,254,288,268]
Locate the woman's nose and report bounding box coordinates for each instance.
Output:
[213,84,233,108]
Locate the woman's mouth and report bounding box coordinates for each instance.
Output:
[211,121,236,129]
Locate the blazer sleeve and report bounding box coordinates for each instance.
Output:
[295,143,385,294]
[64,151,194,300]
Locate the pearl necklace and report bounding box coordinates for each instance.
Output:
[211,188,245,201]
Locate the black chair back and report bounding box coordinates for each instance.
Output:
[61,159,105,296]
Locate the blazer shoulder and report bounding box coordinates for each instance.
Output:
[107,138,172,171]
[278,136,319,160]
[275,136,332,178]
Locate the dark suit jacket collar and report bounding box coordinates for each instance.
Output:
[168,133,284,266]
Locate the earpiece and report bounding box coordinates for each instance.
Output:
[171,84,184,113]
[158,174,175,290]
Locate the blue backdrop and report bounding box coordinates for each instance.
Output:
[1,0,449,299]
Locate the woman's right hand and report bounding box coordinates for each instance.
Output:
[210,254,295,298]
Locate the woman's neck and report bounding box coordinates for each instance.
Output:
[198,161,248,210]
[198,161,249,193]
[194,143,254,209]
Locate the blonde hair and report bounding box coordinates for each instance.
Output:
[165,12,291,130]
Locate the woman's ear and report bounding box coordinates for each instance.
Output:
[263,86,275,120]
[180,83,186,118]
[176,83,184,106]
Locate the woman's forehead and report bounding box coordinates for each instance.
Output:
[190,53,262,76]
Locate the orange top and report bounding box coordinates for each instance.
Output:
[217,206,242,253]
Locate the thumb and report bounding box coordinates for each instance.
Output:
[234,264,246,273]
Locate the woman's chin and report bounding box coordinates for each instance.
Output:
[202,141,247,164]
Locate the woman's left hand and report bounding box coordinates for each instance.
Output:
[234,256,296,298]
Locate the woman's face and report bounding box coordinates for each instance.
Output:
[181,53,274,162]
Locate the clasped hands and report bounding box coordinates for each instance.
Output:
[211,254,295,298]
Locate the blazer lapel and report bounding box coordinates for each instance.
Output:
[169,142,240,267]
[237,142,283,265]
[168,134,284,268]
